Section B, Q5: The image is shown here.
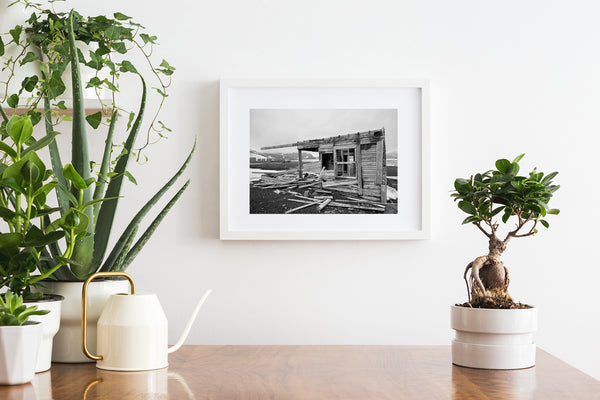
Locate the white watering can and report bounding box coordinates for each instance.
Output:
[81,272,211,371]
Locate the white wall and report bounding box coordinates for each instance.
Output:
[11,0,600,379]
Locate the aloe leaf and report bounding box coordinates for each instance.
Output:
[110,224,138,272]
[99,140,195,272]
[92,110,118,223]
[93,76,146,268]
[120,180,190,271]
[67,11,92,224]
[44,93,69,214]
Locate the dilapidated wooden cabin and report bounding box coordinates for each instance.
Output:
[262,128,388,202]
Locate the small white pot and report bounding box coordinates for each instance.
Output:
[0,323,43,385]
[27,295,64,373]
[451,305,537,369]
[42,279,131,363]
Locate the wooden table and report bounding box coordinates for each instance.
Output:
[2,346,599,399]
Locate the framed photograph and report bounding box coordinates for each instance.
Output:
[220,79,430,240]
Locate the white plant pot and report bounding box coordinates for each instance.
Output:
[41,279,131,363]
[0,323,42,385]
[27,295,64,373]
[450,305,537,369]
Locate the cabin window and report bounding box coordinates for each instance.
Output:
[335,148,356,177]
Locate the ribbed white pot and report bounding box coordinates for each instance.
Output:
[42,279,131,363]
[451,305,537,369]
[27,295,64,373]
[0,323,42,385]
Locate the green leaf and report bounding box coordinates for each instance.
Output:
[502,208,512,223]
[140,33,157,44]
[9,25,22,44]
[512,153,525,163]
[22,131,60,156]
[547,208,560,215]
[123,171,137,185]
[21,75,39,92]
[0,207,16,221]
[62,164,88,190]
[7,94,19,109]
[541,171,558,185]
[458,201,477,215]
[112,42,127,54]
[495,159,511,174]
[0,141,17,159]
[540,219,549,229]
[87,51,104,70]
[19,52,38,66]
[85,111,103,129]
[113,12,132,20]
[462,215,481,224]
[454,178,471,195]
[0,233,23,251]
[119,60,138,74]
[23,230,65,248]
[8,115,33,145]
[0,36,4,57]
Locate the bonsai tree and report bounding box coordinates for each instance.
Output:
[0,114,86,298]
[0,1,193,281]
[451,154,560,308]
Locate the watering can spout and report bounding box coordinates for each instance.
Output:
[168,289,212,354]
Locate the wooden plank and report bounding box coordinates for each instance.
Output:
[261,142,298,150]
[356,143,363,196]
[288,198,317,204]
[326,186,359,194]
[322,179,358,188]
[317,198,332,212]
[297,182,321,189]
[298,149,303,178]
[329,202,384,212]
[285,202,319,214]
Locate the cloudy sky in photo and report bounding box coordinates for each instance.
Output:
[250,109,398,152]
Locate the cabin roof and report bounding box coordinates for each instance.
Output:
[261,128,385,151]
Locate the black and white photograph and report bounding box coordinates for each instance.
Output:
[249,109,398,214]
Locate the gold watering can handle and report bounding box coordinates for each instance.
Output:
[81,272,136,361]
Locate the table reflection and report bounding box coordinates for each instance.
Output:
[452,364,537,400]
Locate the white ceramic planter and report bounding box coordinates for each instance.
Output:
[450,305,537,369]
[42,279,131,363]
[27,295,64,373]
[0,323,42,385]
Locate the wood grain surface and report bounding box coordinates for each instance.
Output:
[1,346,598,399]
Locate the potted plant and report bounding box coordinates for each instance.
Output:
[1,1,193,362]
[450,154,559,369]
[0,113,93,371]
[0,290,50,385]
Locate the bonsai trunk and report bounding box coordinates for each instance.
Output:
[464,235,511,304]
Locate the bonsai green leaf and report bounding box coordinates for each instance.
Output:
[454,178,471,195]
[462,215,481,225]
[62,164,88,190]
[540,219,550,229]
[85,111,103,129]
[541,171,558,185]
[7,94,19,109]
[490,206,504,217]
[458,201,477,215]
[501,208,512,223]
[495,159,511,174]
[22,131,60,156]
[547,208,560,215]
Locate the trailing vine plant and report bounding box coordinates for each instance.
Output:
[0,0,193,281]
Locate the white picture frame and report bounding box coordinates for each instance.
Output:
[220,79,430,240]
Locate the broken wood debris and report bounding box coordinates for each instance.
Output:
[251,171,394,214]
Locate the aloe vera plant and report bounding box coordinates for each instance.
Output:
[1,1,193,281]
